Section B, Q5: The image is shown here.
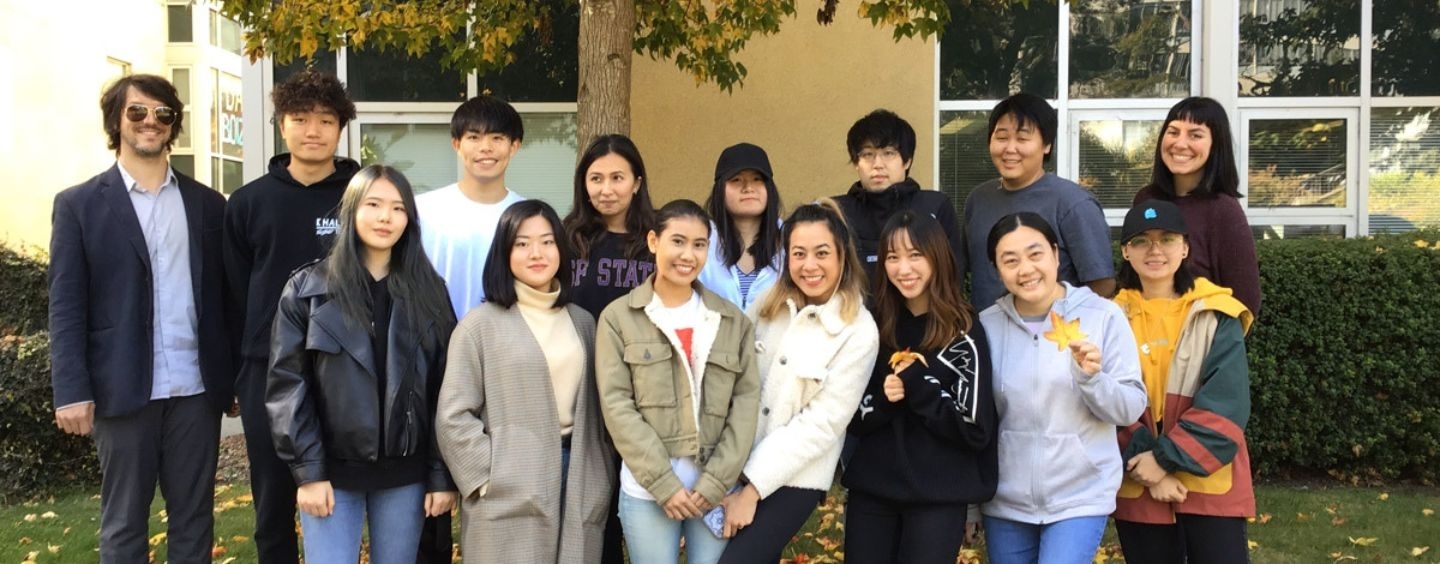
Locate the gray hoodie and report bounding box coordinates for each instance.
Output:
[978,283,1147,524]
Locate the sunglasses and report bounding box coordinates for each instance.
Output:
[125,104,178,125]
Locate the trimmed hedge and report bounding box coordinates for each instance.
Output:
[1247,230,1440,483]
[0,245,47,335]
[0,333,102,503]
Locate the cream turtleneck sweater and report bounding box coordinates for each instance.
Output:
[514,280,585,437]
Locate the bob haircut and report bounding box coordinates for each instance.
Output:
[564,134,657,261]
[450,95,524,142]
[755,198,865,323]
[985,211,1061,266]
[1147,96,1243,199]
[326,165,454,334]
[271,70,357,127]
[846,109,917,165]
[987,93,1058,163]
[482,199,574,309]
[101,74,185,155]
[874,211,974,351]
[705,155,784,273]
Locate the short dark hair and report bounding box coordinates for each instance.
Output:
[483,200,574,309]
[1147,97,1243,199]
[846,109,917,165]
[101,74,184,154]
[986,211,1060,265]
[451,95,524,141]
[988,93,1057,163]
[271,70,356,127]
[652,199,712,239]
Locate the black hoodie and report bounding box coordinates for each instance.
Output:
[833,178,968,287]
[223,154,361,362]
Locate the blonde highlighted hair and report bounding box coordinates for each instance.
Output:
[756,198,866,322]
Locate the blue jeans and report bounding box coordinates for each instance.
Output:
[983,515,1108,564]
[299,482,425,564]
[618,491,727,564]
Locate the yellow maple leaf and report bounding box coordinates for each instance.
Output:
[47,544,60,554]
[1411,546,1430,556]
[1347,536,1378,546]
[1423,508,1435,516]
[149,532,167,546]
[40,511,56,519]
[1043,311,1088,351]
[888,348,927,369]
[1378,492,1390,501]
[1414,240,1429,248]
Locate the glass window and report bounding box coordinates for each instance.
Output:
[1238,0,1360,97]
[348,45,466,102]
[1369,107,1440,231]
[172,68,191,149]
[358,113,578,213]
[1253,224,1346,239]
[475,2,579,102]
[212,158,244,194]
[210,11,243,55]
[938,110,997,214]
[1247,118,1347,208]
[213,71,244,159]
[1076,119,1161,206]
[938,0,1058,100]
[1372,3,1440,96]
[274,52,338,84]
[167,4,192,43]
[170,155,195,180]
[1070,0,1191,99]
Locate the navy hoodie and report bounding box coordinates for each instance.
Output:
[223,155,361,362]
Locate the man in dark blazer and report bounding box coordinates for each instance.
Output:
[49,74,232,564]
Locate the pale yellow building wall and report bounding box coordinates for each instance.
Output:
[0,1,168,250]
[631,14,935,209]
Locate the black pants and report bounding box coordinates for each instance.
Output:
[1115,514,1250,564]
[844,490,968,564]
[238,359,301,564]
[717,486,826,563]
[93,394,220,564]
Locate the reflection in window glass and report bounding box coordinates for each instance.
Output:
[167,5,192,43]
[1251,224,1345,239]
[1077,119,1161,206]
[508,113,578,214]
[938,111,996,216]
[1369,107,1440,232]
[359,124,456,194]
[172,69,191,149]
[1238,0,1359,97]
[210,11,243,55]
[171,155,195,180]
[212,158,244,194]
[1372,3,1440,96]
[1070,0,1190,99]
[939,0,1058,100]
[1247,118,1347,208]
[349,46,466,102]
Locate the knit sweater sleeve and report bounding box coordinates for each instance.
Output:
[1205,197,1262,318]
[1152,315,1251,476]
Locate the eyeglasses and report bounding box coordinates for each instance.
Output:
[125,104,178,125]
[856,148,902,163]
[1124,233,1185,250]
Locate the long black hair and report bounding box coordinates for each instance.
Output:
[326,165,455,334]
[563,134,656,262]
[704,157,783,272]
[1146,97,1243,199]
[482,200,574,309]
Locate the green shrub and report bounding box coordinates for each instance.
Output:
[1247,230,1440,483]
[0,332,102,503]
[0,245,47,335]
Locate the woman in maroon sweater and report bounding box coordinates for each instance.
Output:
[1133,97,1261,317]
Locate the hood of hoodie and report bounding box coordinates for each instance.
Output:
[267,154,362,190]
[1115,277,1253,335]
[843,177,921,214]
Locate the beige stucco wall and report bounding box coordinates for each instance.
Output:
[0,1,168,250]
[631,13,935,209]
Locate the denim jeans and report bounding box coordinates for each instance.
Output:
[618,491,727,564]
[299,482,425,564]
[983,515,1108,564]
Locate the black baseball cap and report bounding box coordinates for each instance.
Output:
[714,143,774,183]
[1122,200,1188,242]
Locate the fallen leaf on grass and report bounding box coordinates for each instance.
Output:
[1328,552,1356,561]
[23,513,37,522]
[1248,540,1259,551]
[1332,516,1347,526]
[48,544,60,554]
[23,550,39,564]
[1410,546,1429,556]
[1378,492,1390,501]
[1248,513,1272,524]
[1297,512,1311,522]
[1348,536,1378,546]
[1423,508,1434,517]
[149,532,167,546]
[40,511,56,519]
[231,535,250,542]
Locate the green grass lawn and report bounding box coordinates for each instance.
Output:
[3,482,1436,562]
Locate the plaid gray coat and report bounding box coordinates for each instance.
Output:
[436,301,616,563]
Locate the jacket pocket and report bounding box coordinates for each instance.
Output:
[702,351,742,417]
[1042,433,1108,510]
[624,342,676,408]
[480,428,551,520]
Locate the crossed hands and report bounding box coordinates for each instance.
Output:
[662,489,713,521]
[1127,451,1188,503]
[721,484,760,538]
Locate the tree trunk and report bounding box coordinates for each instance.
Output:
[577,0,634,150]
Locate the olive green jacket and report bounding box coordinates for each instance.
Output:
[595,277,760,505]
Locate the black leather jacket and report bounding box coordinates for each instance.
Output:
[266,262,455,492]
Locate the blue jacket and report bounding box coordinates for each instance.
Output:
[698,224,781,311]
[978,283,1146,523]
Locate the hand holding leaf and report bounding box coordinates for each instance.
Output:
[1043,311,1088,351]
